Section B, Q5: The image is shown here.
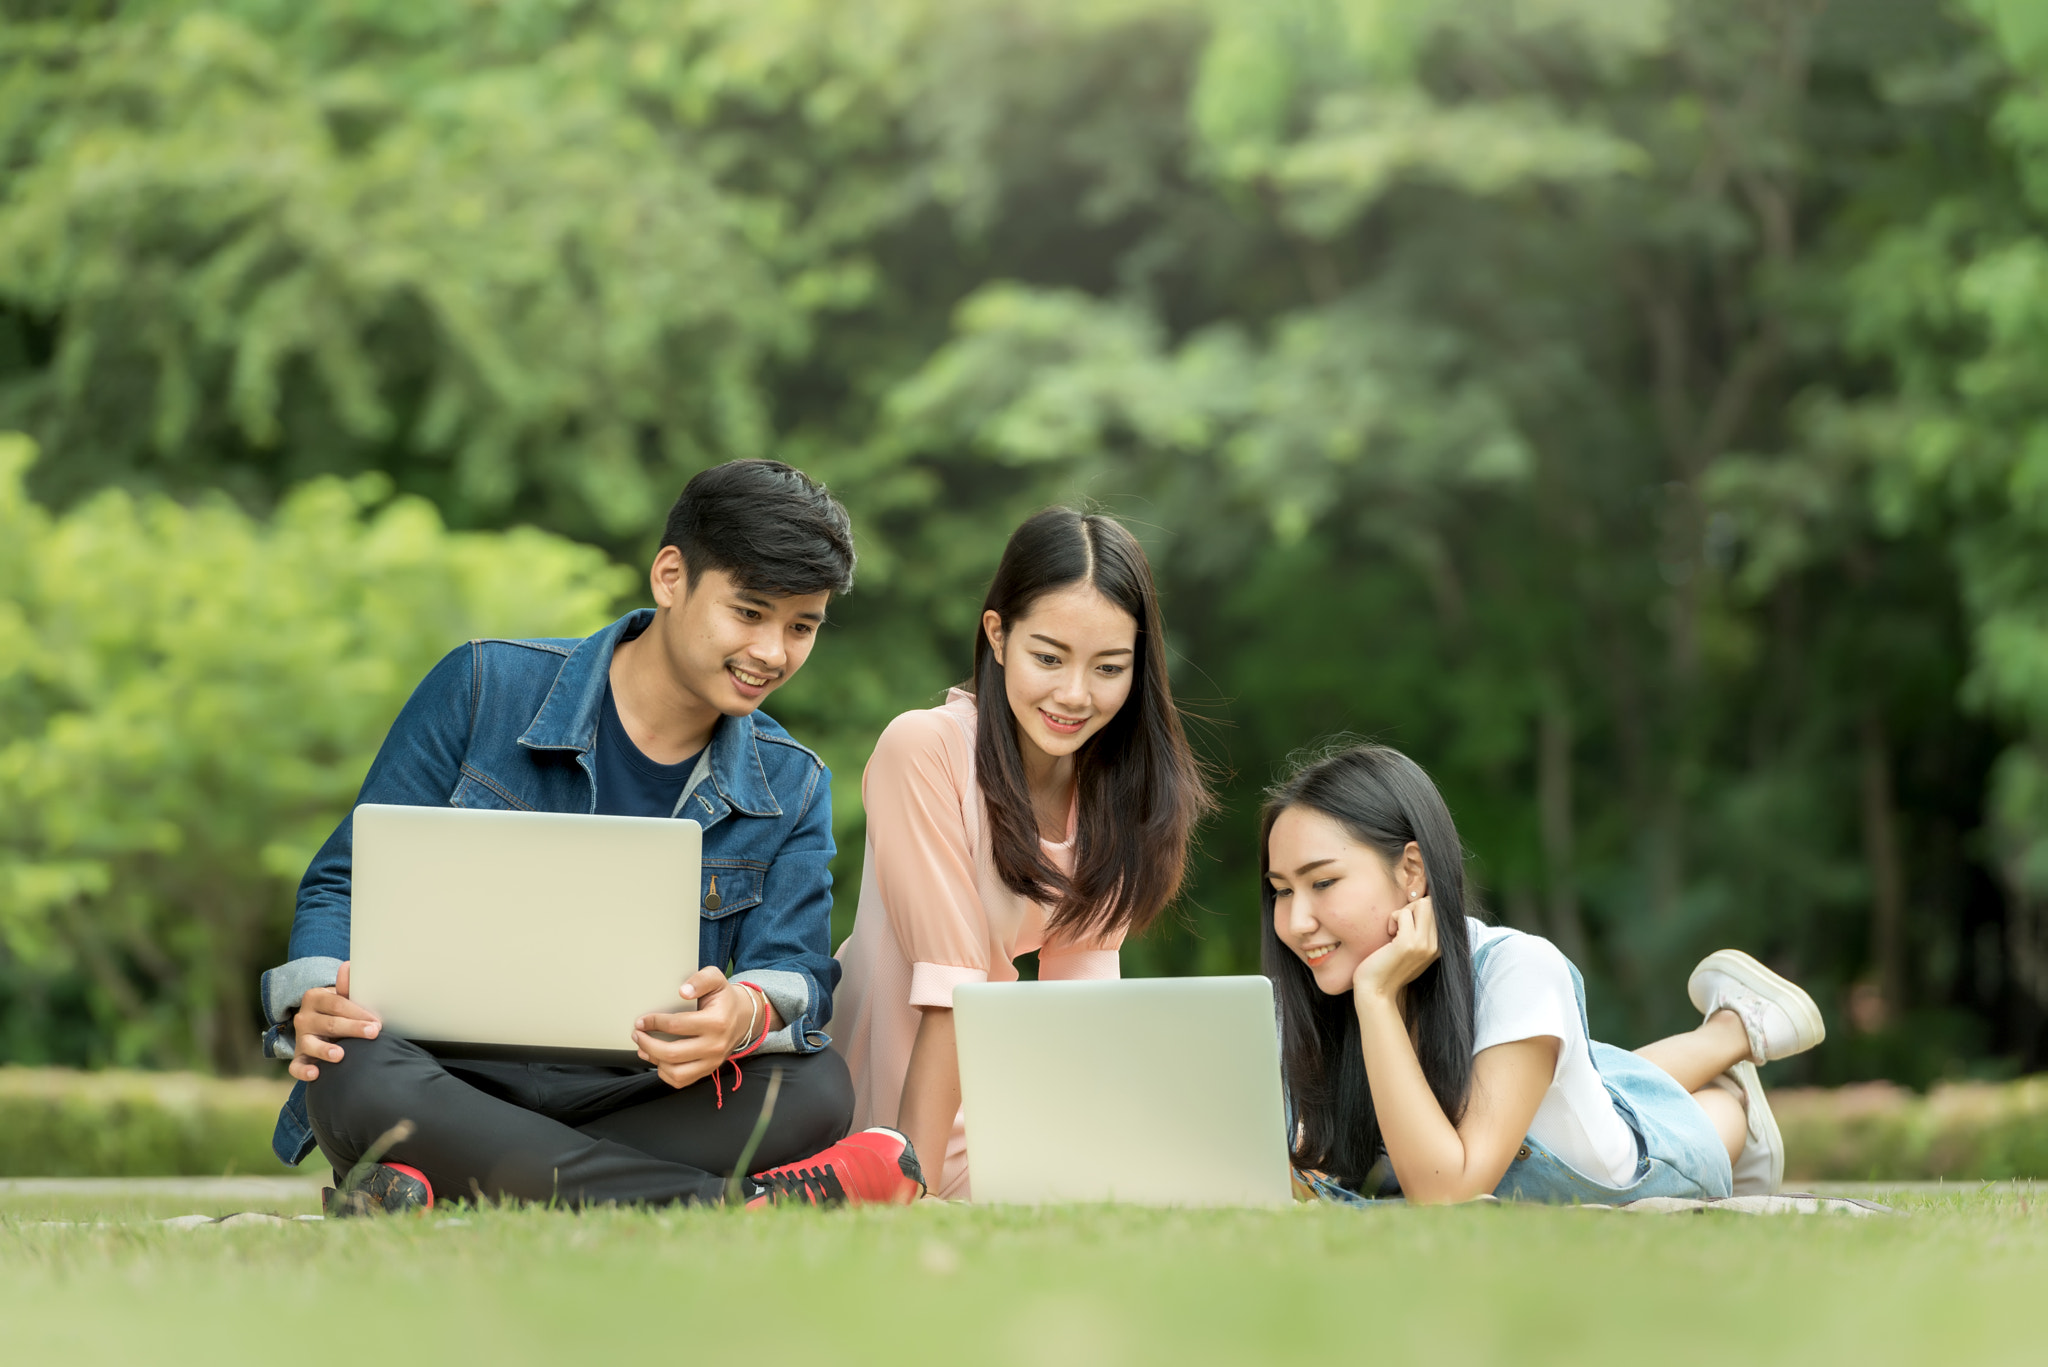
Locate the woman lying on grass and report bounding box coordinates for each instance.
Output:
[1263,744,1825,1206]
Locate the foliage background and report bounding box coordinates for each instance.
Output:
[5,0,2048,1085]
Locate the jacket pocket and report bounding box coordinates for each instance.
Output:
[450,767,532,811]
[698,861,763,920]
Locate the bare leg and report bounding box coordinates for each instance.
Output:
[1636,1011,1753,1168]
[1634,1009,1750,1094]
[1691,1085,1747,1167]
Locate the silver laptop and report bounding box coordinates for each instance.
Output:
[349,804,700,1056]
[953,976,1293,1207]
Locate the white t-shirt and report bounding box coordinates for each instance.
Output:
[1467,920,1638,1187]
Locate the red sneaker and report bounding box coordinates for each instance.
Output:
[745,1127,925,1208]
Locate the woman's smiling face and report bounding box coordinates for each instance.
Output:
[1266,805,1425,995]
[985,582,1138,765]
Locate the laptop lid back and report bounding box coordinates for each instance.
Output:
[350,803,700,1055]
[953,976,1292,1207]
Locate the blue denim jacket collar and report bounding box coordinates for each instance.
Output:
[515,608,783,820]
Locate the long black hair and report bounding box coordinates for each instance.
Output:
[970,508,1214,942]
[1259,744,1478,1192]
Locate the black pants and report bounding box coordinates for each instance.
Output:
[305,1034,853,1207]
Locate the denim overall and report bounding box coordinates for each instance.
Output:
[1297,928,1734,1206]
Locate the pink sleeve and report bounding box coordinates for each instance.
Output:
[862,710,991,1008]
[1039,920,1124,982]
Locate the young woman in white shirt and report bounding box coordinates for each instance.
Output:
[1262,744,1825,1205]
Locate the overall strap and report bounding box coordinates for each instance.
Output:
[1469,925,1597,1067]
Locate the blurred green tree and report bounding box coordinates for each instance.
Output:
[858,0,2015,1077]
[2,0,2044,1083]
[1718,0,2048,1064]
[0,0,923,538]
[0,434,626,1069]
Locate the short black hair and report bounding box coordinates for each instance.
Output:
[659,459,855,596]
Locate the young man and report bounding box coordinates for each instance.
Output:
[258,460,923,1212]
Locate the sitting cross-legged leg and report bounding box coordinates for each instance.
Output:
[557,1053,921,1207]
[548,1048,854,1176]
[306,1033,855,1208]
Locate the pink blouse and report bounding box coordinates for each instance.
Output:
[831,689,1121,1198]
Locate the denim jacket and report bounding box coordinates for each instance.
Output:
[257,609,841,1166]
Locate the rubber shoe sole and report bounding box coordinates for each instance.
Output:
[1723,1060,1784,1196]
[1686,949,1826,1062]
[322,1162,434,1217]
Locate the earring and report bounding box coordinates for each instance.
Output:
[1409,891,1419,900]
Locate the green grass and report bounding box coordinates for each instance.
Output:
[4,1185,2043,1366]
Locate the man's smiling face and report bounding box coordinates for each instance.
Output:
[650,555,831,716]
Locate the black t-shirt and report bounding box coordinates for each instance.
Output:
[594,683,701,818]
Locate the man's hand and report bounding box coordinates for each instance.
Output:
[289,962,381,1083]
[632,967,771,1090]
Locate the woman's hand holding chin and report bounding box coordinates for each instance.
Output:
[1351,895,1441,1009]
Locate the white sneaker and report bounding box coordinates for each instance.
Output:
[1709,1061,1783,1195]
[1687,949,1825,1064]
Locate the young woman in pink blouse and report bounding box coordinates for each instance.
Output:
[832,509,1214,1197]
